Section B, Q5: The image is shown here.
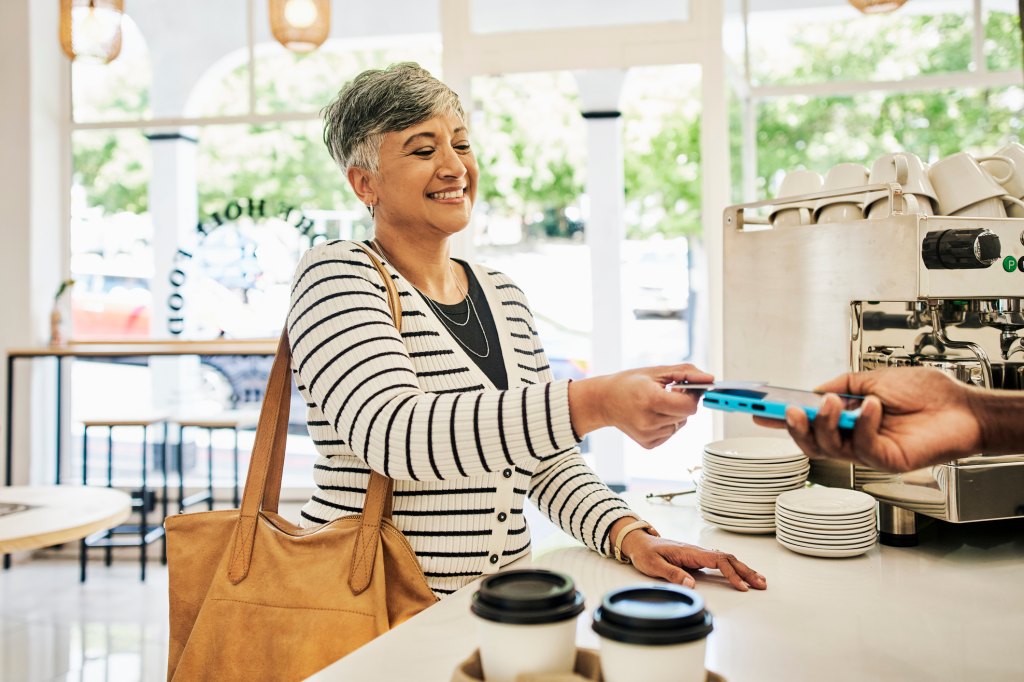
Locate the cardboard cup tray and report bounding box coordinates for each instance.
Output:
[451,647,726,682]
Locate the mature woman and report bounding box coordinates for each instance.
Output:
[287,62,766,597]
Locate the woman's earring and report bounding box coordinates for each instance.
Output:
[366,204,375,219]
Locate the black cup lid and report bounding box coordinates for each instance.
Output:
[592,585,713,645]
[470,569,585,625]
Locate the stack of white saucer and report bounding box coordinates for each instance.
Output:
[775,488,877,558]
[861,481,946,516]
[698,437,809,534]
[854,465,900,491]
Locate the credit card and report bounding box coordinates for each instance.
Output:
[667,380,768,391]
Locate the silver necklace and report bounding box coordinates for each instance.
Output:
[371,239,491,358]
[428,267,472,327]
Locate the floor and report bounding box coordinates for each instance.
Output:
[0,557,169,682]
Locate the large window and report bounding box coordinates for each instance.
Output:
[64,1,1024,492]
[732,1,1023,201]
[68,1,442,488]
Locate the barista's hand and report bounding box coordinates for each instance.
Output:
[621,531,767,592]
[754,367,982,472]
[569,365,713,449]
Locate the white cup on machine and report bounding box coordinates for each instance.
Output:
[470,570,584,682]
[813,163,868,224]
[928,152,1016,217]
[769,169,823,228]
[864,152,936,218]
[980,143,1024,218]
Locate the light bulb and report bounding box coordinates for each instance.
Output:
[74,7,104,48]
[283,0,318,29]
[71,5,121,60]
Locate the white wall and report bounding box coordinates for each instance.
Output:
[0,0,69,485]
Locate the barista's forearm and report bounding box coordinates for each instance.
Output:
[967,389,1024,454]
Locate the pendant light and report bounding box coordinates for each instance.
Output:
[59,0,124,64]
[848,0,908,13]
[269,0,331,53]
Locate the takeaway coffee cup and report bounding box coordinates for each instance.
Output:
[593,585,714,682]
[470,569,585,682]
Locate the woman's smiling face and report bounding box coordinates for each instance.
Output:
[372,113,478,237]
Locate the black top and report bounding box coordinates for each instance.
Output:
[422,260,508,390]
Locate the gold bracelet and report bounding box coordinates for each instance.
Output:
[613,519,655,564]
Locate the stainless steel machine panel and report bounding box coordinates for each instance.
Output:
[919,217,1024,298]
[721,193,1024,538]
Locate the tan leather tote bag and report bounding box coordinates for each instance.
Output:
[165,245,438,681]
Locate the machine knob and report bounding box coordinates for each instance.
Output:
[921,228,1001,270]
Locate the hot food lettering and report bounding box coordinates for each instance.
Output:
[167,197,322,335]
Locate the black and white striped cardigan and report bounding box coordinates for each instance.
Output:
[287,240,636,596]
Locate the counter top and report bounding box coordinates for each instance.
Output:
[309,492,1024,682]
[6,338,278,358]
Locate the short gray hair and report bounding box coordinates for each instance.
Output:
[322,62,466,173]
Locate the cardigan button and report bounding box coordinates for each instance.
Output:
[489,554,499,565]
[497,512,507,522]
[502,468,512,479]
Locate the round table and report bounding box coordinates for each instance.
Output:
[0,485,132,553]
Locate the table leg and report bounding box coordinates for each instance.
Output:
[54,357,62,485]
[3,355,14,570]
[140,424,148,582]
[177,424,184,514]
[161,420,168,565]
[207,427,214,511]
[233,427,240,508]
[105,427,113,567]
[80,424,89,583]
[4,355,13,488]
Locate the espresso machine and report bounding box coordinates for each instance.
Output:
[720,183,1024,545]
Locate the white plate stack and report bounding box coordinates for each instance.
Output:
[698,437,809,534]
[861,481,947,516]
[775,487,878,558]
[854,465,900,491]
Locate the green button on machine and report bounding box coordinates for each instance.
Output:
[1004,255,1018,273]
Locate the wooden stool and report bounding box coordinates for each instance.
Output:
[78,415,168,583]
[173,411,259,509]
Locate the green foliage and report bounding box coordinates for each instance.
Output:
[72,131,150,214]
[190,45,443,216]
[623,110,702,239]
[750,11,1023,196]
[69,10,1023,241]
[195,120,352,220]
[472,72,586,237]
[986,9,1024,72]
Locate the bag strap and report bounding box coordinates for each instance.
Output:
[227,241,404,586]
[349,242,402,594]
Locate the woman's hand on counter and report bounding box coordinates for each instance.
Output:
[569,364,714,449]
[621,531,767,592]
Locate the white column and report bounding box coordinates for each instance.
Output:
[0,0,69,487]
[440,0,476,262]
[699,3,731,437]
[148,133,201,413]
[573,69,627,489]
